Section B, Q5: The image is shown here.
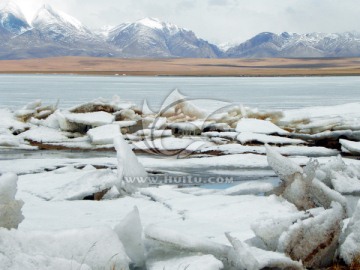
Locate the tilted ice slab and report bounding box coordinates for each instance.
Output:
[340,139,360,155]
[251,211,314,251]
[0,227,130,270]
[226,233,303,270]
[114,207,146,268]
[236,118,288,135]
[0,173,24,229]
[18,165,121,202]
[145,224,231,259]
[52,169,118,201]
[265,144,303,182]
[87,124,121,145]
[19,126,69,143]
[308,155,360,196]
[266,144,350,212]
[115,135,148,193]
[278,203,345,268]
[340,200,360,265]
[237,132,305,145]
[64,111,115,126]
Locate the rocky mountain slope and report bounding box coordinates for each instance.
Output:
[0,1,360,59]
[226,32,360,58]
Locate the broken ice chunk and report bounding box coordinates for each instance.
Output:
[114,135,148,194]
[114,207,145,268]
[226,233,303,270]
[265,144,303,183]
[65,111,115,127]
[0,173,24,229]
[340,139,360,155]
[278,202,345,268]
[236,118,288,135]
[340,200,360,265]
[87,124,121,145]
[145,225,231,259]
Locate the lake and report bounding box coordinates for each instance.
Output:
[0,74,360,110]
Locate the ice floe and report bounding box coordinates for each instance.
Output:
[0,173,24,229]
[236,118,288,135]
[340,139,360,155]
[87,124,121,145]
[1,95,360,269]
[0,227,130,270]
[340,200,360,265]
[115,135,148,193]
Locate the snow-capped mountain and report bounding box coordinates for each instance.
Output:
[31,4,97,43]
[226,32,360,58]
[108,17,222,58]
[0,3,119,59]
[93,25,115,38]
[0,0,30,35]
[1,1,360,60]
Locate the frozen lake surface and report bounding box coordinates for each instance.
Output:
[1,75,360,269]
[0,74,360,110]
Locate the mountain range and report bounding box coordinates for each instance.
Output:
[1,1,360,60]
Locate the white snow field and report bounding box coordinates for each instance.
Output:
[1,93,360,269]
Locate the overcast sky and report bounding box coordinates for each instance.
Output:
[12,0,360,44]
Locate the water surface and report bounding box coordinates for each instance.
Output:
[0,75,359,110]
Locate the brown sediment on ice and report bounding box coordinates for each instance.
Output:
[27,140,115,152]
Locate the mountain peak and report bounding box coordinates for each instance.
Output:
[0,0,29,34]
[137,17,163,29]
[32,4,85,31]
[0,0,26,20]
[135,17,182,33]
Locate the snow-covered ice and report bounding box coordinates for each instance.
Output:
[114,207,145,268]
[340,139,360,155]
[1,96,360,269]
[236,118,288,135]
[237,132,305,145]
[65,111,115,126]
[0,227,130,270]
[87,124,121,145]
[147,255,224,270]
[340,200,360,265]
[115,135,148,193]
[0,173,24,229]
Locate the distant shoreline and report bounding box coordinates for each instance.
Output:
[0,57,359,77]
